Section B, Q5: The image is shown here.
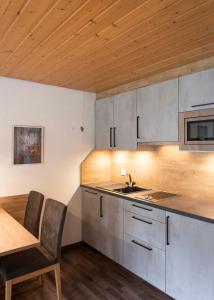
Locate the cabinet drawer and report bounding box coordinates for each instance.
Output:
[124,211,166,250]
[124,200,166,223]
[124,234,165,292]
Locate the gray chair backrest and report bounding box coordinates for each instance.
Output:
[24,191,44,238]
[40,198,67,261]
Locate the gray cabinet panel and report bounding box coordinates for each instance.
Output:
[137,79,178,142]
[100,193,124,264]
[95,97,114,149]
[166,212,214,300]
[124,200,166,223]
[82,189,123,264]
[124,234,165,291]
[179,69,214,112]
[82,189,101,251]
[114,91,137,150]
[124,211,166,250]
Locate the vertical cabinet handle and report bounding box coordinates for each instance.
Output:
[110,128,112,147]
[113,127,116,147]
[137,116,140,139]
[166,216,170,245]
[100,195,103,218]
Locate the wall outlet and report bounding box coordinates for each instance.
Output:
[120,168,127,176]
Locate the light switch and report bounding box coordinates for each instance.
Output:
[120,168,126,176]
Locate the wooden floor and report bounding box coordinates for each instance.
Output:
[0,243,173,300]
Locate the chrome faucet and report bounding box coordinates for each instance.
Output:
[125,173,136,187]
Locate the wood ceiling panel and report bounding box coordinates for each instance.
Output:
[92,43,214,92]
[9,0,143,79]
[0,0,27,40]
[0,0,57,63]
[0,0,213,95]
[23,0,174,81]
[0,0,88,73]
[45,0,213,88]
[67,11,214,90]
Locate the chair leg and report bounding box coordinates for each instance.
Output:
[54,264,62,300]
[5,280,12,300]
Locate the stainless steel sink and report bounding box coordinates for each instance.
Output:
[112,186,150,194]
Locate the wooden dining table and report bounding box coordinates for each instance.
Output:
[0,207,39,257]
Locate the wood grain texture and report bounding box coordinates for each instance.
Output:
[81,150,111,184]
[0,207,39,256]
[0,243,172,300]
[81,146,214,201]
[97,56,214,99]
[0,194,28,224]
[0,0,213,93]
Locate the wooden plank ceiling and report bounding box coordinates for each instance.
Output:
[0,0,213,95]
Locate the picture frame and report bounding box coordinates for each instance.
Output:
[13,126,44,165]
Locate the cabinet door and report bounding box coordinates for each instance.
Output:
[166,212,214,300]
[124,234,165,291]
[82,189,101,250]
[137,79,178,142]
[95,97,114,149]
[179,69,214,112]
[100,194,124,264]
[114,91,137,150]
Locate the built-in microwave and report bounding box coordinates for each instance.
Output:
[179,108,214,151]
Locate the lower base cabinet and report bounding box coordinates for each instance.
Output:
[82,189,124,264]
[166,212,214,300]
[124,234,165,291]
[82,188,214,300]
[100,193,124,264]
[82,189,101,251]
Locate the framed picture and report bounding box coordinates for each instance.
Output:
[13,126,43,165]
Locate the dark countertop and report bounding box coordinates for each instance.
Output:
[81,182,214,224]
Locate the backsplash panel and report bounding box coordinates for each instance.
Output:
[81,150,111,184]
[81,146,214,200]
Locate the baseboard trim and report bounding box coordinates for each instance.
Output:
[62,241,84,252]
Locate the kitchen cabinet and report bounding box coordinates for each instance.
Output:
[82,188,124,264]
[100,193,124,264]
[166,212,214,300]
[82,189,101,251]
[124,233,165,291]
[179,69,214,112]
[95,97,114,150]
[123,201,166,292]
[137,79,178,142]
[95,91,137,150]
[124,199,166,223]
[124,211,166,250]
[114,91,137,150]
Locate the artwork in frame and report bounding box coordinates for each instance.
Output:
[13,126,43,165]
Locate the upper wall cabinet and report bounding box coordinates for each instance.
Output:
[95,91,137,150]
[137,79,178,143]
[95,96,114,150]
[179,69,214,112]
[114,91,137,150]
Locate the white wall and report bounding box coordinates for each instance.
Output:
[0,76,95,245]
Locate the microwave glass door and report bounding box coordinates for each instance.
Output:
[187,119,214,142]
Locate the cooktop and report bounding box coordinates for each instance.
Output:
[134,191,176,202]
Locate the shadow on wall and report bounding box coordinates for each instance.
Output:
[62,187,82,246]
